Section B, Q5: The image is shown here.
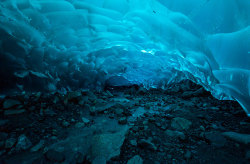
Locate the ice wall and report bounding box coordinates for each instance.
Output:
[0,0,249,115]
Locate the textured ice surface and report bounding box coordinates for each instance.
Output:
[0,0,249,115]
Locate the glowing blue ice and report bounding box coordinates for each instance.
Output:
[0,0,249,115]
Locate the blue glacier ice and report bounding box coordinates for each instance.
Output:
[0,0,249,115]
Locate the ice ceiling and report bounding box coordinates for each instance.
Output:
[0,0,249,115]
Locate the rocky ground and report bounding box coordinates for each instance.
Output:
[0,80,249,164]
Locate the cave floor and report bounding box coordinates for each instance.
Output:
[0,81,249,164]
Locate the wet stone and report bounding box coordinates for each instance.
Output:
[45,149,65,162]
[75,122,85,128]
[62,120,70,127]
[30,140,45,152]
[0,132,8,142]
[16,134,32,151]
[5,138,16,149]
[74,152,85,164]
[92,156,106,164]
[222,132,250,145]
[184,150,192,159]
[67,91,82,101]
[205,132,227,148]
[165,130,186,140]
[118,117,127,125]
[89,128,128,161]
[246,150,250,160]
[82,117,90,124]
[127,155,143,164]
[130,140,137,146]
[171,117,192,131]
[4,109,25,116]
[3,99,21,109]
[138,139,157,151]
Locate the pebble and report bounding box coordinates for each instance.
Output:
[205,132,227,148]
[4,109,26,116]
[246,150,250,160]
[75,122,85,128]
[30,140,45,152]
[184,150,192,159]
[106,90,113,97]
[62,120,70,127]
[130,140,137,146]
[118,117,127,125]
[74,152,85,164]
[5,138,16,149]
[127,155,143,164]
[67,91,82,101]
[165,130,186,140]
[92,156,106,164]
[222,132,250,145]
[114,108,124,115]
[82,117,90,124]
[138,139,157,151]
[16,134,32,151]
[45,149,65,162]
[171,117,192,131]
[3,99,21,109]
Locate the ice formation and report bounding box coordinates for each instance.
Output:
[0,0,249,115]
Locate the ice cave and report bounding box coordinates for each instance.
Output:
[0,0,249,163]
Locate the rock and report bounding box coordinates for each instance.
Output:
[113,108,124,115]
[92,156,106,164]
[16,134,32,151]
[3,99,21,109]
[75,122,85,128]
[0,120,9,126]
[44,109,56,117]
[106,90,113,97]
[34,92,42,100]
[205,132,227,148]
[84,104,91,111]
[62,120,70,127]
[30,140,45,152]
[138,87,147,95]
[0,141,5,149]
[0,150,6,156]
[28,106,36,111]
[89,127,128,161]
[182,91,193,99]
[67,91,82,101]
[113,97,130,103]
[210,107,220,110]
[4,109,26,116]
[182,88,208,99]
[75,152,85,164]
[130,140,137,146]
[85,91,97,101]
[127,155,143,164]
[5,138,16,149]
[138,139,157,151]
[0,132,8,141]
[184,150,192,159]
[79,96,89,105]
[222,132,250,145]
[199,125,205,131]
[246,150,250,160]
[81,117,90,124]
[165,130,186,140]
[45,149,65,162]
[118,117,127,125]
[171,117,192,131]
[53,96,60,104]
[90,101,115,114]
